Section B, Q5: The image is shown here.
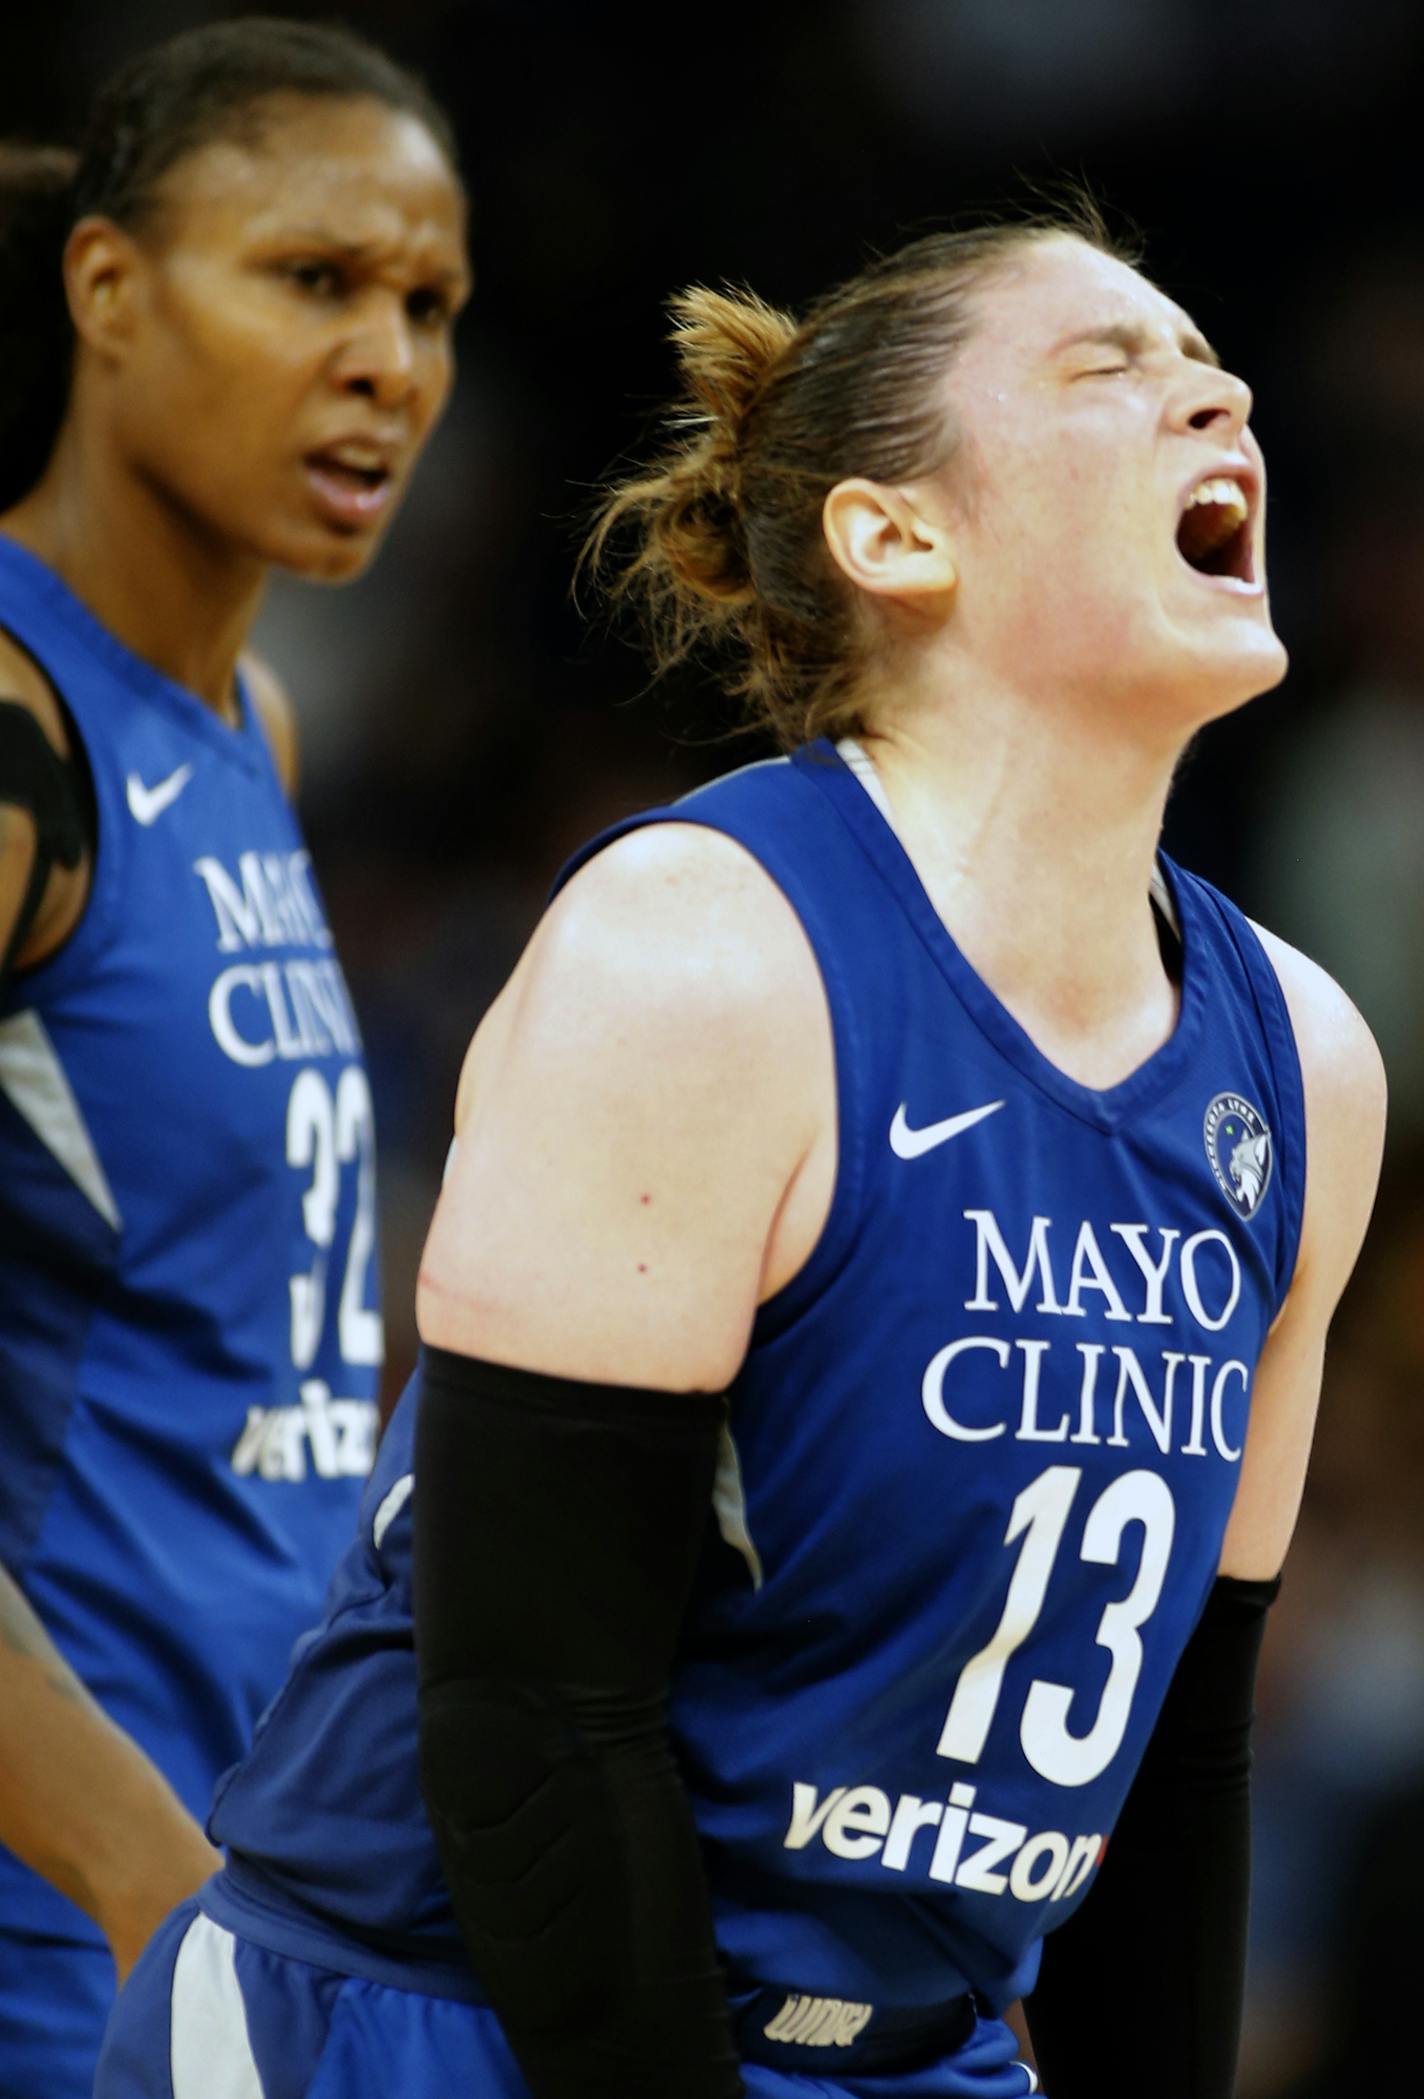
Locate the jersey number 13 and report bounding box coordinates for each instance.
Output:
[937,1466,1176,1788]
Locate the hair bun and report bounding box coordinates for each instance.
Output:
[667,284,796,441]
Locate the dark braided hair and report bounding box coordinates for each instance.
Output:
[0,17,458,511]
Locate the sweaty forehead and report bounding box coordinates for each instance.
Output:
[155,96,464,252]
[964,236,1204,368]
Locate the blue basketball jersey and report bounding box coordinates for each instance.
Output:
[203,741,1303,2026]
[0,538,382,1921]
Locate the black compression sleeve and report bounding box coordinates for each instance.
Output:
[413,1345,743,2099]
[1025,1572,1280,2099]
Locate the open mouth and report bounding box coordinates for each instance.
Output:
[1175,476,1254,584]
[306,450,392,494]
[302,445,398,531]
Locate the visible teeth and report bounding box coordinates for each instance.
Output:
[327,444,387,473]
[1184,476,1247,523]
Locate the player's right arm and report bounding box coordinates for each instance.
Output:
[0,1568,222,1981]
[413,820,835,2099]
[0,638,89,973]
[420,818,834,1380]
[1,647,221,1977]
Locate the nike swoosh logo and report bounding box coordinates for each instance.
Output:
[889,1098,1005,1158]
[126,763,194,825]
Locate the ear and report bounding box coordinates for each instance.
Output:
[822,478,957,607]
[63,216,146,361]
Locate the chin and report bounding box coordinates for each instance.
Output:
[1153,606,1289,722]
[277,528,383,587]
[1210,627,1290,712]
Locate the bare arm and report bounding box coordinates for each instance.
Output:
[0,647,91,975]
[0,798,38,971]
[2,651,216,1970]
[412,823,835,2095]
[0,1563,221,1982]
[1027,931,1387,2099]
[1218,929,1387,1578]
[419,820,836,1378]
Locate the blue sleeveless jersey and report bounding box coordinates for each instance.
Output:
[0,538,382,1927]
[204,741,1304,2020]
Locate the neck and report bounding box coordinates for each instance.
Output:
[2,419,267,717]
[857,656,1189,1086]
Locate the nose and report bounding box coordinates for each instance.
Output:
[330,296,417,409]
[1174,362,1253,442]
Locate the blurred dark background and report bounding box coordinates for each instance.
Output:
[5,2,1422,2087]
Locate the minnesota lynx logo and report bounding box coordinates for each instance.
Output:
[1203,1094,1273,1220]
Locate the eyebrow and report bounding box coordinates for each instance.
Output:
[1052,321,1222,370]
[280,229,469,288]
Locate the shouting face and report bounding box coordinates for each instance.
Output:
[923,234,1287,730]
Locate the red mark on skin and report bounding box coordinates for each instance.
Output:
[639,1193,652,1205]
[637,1263,648,1273]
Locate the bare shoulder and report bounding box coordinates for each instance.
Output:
[239,650,299,795]
[1251,919,1387,1131]
[460,819,829,1122]
[1252,919,1387,1285]
[425,821,836,1385]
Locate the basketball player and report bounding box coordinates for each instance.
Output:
[0,19,467,2096]
[97,206,1382,2099]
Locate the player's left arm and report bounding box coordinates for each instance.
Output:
[1217,926,1387,1576]
[239,650,300,797]
[1027,937,1386,2099]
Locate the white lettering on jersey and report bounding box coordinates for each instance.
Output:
[921,1335,1248,1461]
[783,1777,1102,1904]
[932,1211,1252,1459]
[963,1211,1241,1334]
[209,958,361,1069]
[230,1382,377,1483]
[194,851,333,952]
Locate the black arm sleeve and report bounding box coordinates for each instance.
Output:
[1025,1572,1280,2099]
[413,1345,744,2099]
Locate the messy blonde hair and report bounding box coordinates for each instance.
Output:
[584,195,1136,749]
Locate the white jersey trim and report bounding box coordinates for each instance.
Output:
[372,1471,414,1553]
[170,1912,264,2099]
[835,736,893,821]
[0,1009,122,1228]
[713,1423,763,1590]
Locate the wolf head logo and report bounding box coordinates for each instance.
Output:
[1204,1094,1274,1221]
[1229,1129,1271,1214]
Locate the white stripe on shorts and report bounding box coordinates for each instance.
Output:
[170,1913,265,2099]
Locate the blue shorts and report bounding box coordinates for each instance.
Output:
[96,1899,1041,2099]
[0,1916,113,2099]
